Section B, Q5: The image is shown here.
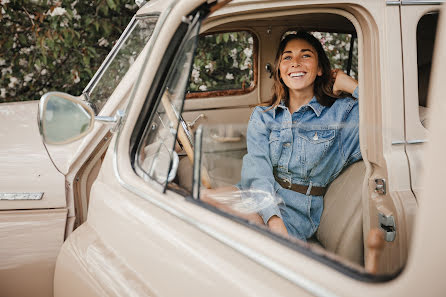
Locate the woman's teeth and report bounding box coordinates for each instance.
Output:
[290,72,305,78]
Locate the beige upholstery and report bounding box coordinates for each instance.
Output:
[316,161,365,266]
[177,156,194,191]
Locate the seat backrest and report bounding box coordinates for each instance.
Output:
[316,161,365,266]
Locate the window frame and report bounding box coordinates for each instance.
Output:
[132,9,205,190]
[83,14,159,114]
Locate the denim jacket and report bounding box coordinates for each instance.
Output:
[238,87,360,240]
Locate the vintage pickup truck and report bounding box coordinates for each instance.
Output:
[0,0,445,296]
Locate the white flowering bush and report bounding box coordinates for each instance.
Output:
[0,1,358,104]
[0,0,136,102]
[189,31,255,93]
[311,32,358,79]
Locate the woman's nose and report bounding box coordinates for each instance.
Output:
[291,57,301,67]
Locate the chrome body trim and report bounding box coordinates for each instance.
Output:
[391,140,405,145]
[193,126,203,199]
[95,116,118,123]
[392,139,428,144]
[387,0,444,5]
[0,192,43,200]
[407,139,428,144]
[111,2,338,296]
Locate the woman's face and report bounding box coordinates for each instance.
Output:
[279,38,322,96]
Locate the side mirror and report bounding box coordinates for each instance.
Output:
[38,92,95,145]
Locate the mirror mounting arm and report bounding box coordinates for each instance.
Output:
[95,110,125,133]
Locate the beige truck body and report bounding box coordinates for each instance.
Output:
[1,0,445,296]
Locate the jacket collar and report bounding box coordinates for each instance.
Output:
[273,96,325,118]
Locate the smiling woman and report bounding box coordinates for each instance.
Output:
[200,31,360,241]
[279,39,323,108]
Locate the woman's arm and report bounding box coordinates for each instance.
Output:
[332,69,358,96]
[241,107,288,234]
[268,215,289,237]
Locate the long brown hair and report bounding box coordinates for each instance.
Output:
[264,32,338,109]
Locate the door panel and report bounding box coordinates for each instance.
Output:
[401,5,438,199]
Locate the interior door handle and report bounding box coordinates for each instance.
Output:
[187,114,205,128]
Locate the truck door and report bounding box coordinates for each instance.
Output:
[400,2,440,198]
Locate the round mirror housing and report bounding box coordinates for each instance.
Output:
[38,92,95,145]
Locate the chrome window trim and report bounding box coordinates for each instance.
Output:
[83,14,160,97]
[133,11,199,188]
[387,0,444,5]
[126,0,177,193]
[83,15,137,95]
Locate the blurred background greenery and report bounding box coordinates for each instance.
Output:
[0,0,357,103]
[0,0,136,102]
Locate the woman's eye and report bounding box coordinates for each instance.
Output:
[283,56,292,60]
[302,54,311,58]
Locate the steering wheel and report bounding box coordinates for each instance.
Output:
[161,92,212,189]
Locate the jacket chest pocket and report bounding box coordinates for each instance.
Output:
[268,129,282,167]
[297,128,336,171]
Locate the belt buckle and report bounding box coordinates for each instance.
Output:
[283,178,292,189]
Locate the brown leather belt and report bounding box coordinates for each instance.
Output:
[274,175,327,196]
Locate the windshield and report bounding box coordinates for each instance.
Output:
[84,15,159,114]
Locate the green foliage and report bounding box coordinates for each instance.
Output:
[0,0,136,102]
[0,1,358,103]
[189,31,255,92]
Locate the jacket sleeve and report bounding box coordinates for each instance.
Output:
[239,107,282,224]
[341,86,362,166]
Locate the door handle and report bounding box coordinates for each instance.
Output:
[378,213,396,242]
[187,114,205,128]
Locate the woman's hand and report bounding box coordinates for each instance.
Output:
[267,215,289,237]
[332,69,358,96]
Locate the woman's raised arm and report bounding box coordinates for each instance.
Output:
[332,69,358,96]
